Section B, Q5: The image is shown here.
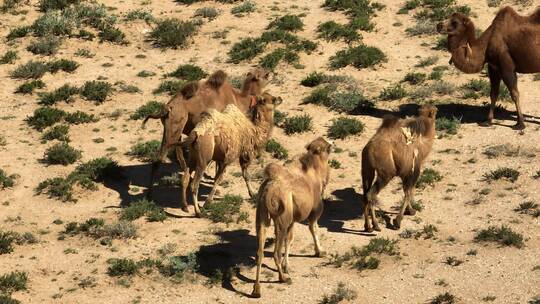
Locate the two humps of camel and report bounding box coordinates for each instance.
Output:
[143,68,271,212]
[438,6,540,130]
[361,105,438,232]
[252,137,332,298]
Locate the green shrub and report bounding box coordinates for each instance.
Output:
[379,84,407,100]
[26,107,67,131]
[10,60,49,79]
[38,84,79,105]
[44,142,82,165]
[64,111,98,124]
[75,48,94,58]
[124,9,155,23]
[194,7,219,19]
[329,45,386,70]
[42,124,70,142]
[416,168,442,189]
[202,194,247,224]
[483,167,519,183]
[430,292,456,304]
[259,47,299,70]
[321,0,382,32]
[120,199,166,222]
[150,18,197,48]
[330,91,371,113]
[47,59,79,73]
[0,231,16,254]
[98,26,127,44]
[38,0,80,11]
[27,36,61,55]
[130,101,165,120]
[166,64,207,81]
[328,117,364,139]
[0,271,27,294]
[0,50,18,64]
[474,225,524,248]
[159,253,198,282]
[15,80,46,94]
[274,110,287,126]
[301,71,326,87]
[267,14,304,32]
[153,80,185,95]
[107,258,139,276]
[36,177,75,202]
[416,55,439,67]
[282,114,313,135]
[227,37,265,63]
[265,139,288,160]
[436,117,460,135]
[127,140,160,162]
[317,21,360,42]
[6,26,32,40]
[81,80,113,103]
[328,238,398,271]
[0,294,20,304]
[137,70,156,77]
[0,169,18,189]
[32,10,76,37]
[231,1,256,15]
[320,282,358,304]
[514,201,539,217]
[403,72,426,85]
[0,0,23,13]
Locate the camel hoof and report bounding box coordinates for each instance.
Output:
[180,206,189,213]
[512,123,525,130]
[251,284,261,298]
[405,208,416,216]
[373,225,382,232]
[364,225,373,233]
[392,219,401,230]
[479,120,492,127]
[279,276,292,284]
[315,251,326,258]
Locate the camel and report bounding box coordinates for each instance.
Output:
[185,92,281,216]
[437,6,540,129]
[251,137,332,298]
[143,68,270,209]
[361,105,437,232]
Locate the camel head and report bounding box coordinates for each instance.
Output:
[251,92,281,124]
[418,104,438,120]
[437,13,475,58]
[243,68,271,94]
[305,137,332,158]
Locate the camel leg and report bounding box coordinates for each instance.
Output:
[190,168,204,217]
[363,199,372,233]
[486,65,501,125]
[309,221,325,257]
[273,225,289,283]
[240,159,255,198]
[147,144,169,198]
[366,177,390,232]
[499,56,525,129]
[252,210,269,298]
[361,163,375,232]
[394,170,419,230]
[205,162,226,205]
[175,145,190,212]
[282,224,294,274]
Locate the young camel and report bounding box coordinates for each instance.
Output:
[143,69,270,210]
[437,7,540,129]
[185,92,281,217]
[252,137,332,298]
[361,105,437,232]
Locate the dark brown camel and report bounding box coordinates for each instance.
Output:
[437,6,540,129]
[142,69,270,210]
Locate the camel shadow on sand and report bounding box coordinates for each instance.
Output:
[352,102,540,127]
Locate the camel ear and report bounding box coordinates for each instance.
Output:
[305,142,321,154]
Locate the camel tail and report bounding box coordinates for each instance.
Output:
[142,107,169,127]
[259,164,289,217]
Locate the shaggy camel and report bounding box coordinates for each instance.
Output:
[361,105,437,232]
[437,7,540,129]
[143,69,270,208]
[185,92,281,216]
[252,137,332,298]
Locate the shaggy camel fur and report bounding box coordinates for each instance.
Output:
[437,7,540,129]
[361,105,437,232]
[143,69,270,207]
[252,137,332,298]
[185,92,281,216]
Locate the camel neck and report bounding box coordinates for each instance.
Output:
[448,25,492,74]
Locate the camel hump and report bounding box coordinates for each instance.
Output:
[380,115,400,129]
[206,70,228,90]
[180,81,199,99]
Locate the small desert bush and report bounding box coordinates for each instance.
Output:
[416,55,439,67]
[267,14,303,32]
[202,194,248,224]
[483,167,519,183]
[10,60,49,79]
[98,25,127,44]
[430,292,456,304]
[42,124,70,142]
[482,144,533,159]
[265,139,289,160]
[328,117,364,139]
[0,231,17,254]
[81,80,113,103]
[159,253,198,282]
[416,168,442,189]
[474,225,524,248]
[304,86,371,113]
[231,1,255,16]
[282,114,313,135]
[0,169,18,189]
[301,71,326,87]
[150,18,197,49]
[107,258,139,276]
[403,72,426,85]
[127,140,160,162]
[329,45,386,70]
[227,37,265,63]
[319,282,358,304]
[26,107,66,131]
[64,111,98,124]
[259,47,299,70]
[130,101,165,120]
[44,142,81,165]
[120,199,166,222]
[15,80,45,94]
[328,238,398,271]
[47,59,79,73]
[194,7,219,20]
[436,117,460,135]
[379,84,407,100]
[0,0,23,13]
[6,26,32,40]
[153,80,185,95]
[514,201,539,217]
[0,50,18,64]
[38,84,79,105]
[38,0,80,11]
[166,64,207,81]
[64,219,137,240]
[0,271,27,294]
[274,109,287,126]
[137,70,156,77]
[125,9,155,23]
[27,36,61,55]
[317,21,361,42]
